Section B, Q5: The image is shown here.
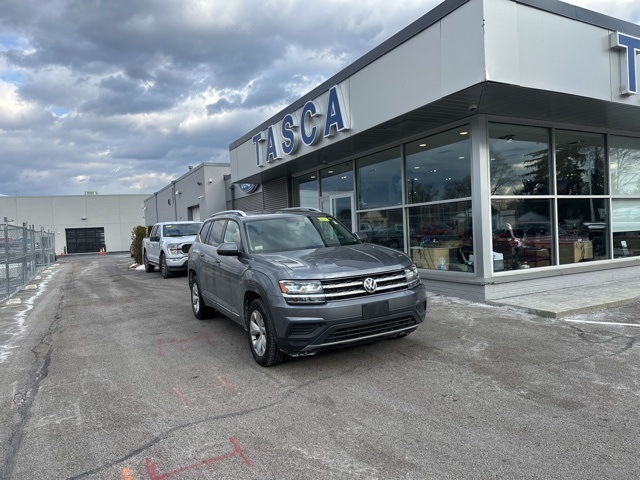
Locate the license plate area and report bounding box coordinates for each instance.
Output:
[362,300,389,320]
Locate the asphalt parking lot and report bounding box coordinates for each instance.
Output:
[1,254,639,479]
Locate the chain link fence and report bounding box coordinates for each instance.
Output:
[1,221,57,303]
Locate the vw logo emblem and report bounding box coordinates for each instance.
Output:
[363,277,377,293]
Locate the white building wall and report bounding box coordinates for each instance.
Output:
[0,194,148,253]
[484,0,639,107]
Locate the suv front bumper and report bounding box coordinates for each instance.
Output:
[269,286,427,354]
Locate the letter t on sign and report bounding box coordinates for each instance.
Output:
[611,32,640,95]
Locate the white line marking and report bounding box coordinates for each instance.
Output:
[565,319,640,327]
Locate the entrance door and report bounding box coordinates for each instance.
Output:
[320,193,355,232]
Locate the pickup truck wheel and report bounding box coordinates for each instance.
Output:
[143,252,155,273]
[190,275,214,319]
[248,299,287,367]
[160,254,173,278]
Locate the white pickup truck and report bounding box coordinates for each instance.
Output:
[142,221,202,278]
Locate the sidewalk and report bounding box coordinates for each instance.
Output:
[488,276,640,318]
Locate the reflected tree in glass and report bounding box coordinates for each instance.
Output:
[556,132,605,196]
[610,136,640,195]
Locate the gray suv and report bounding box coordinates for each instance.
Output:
[187,209,426,366]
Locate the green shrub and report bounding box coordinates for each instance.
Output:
[131,225,147,264]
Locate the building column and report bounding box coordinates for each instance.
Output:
[470,116,493,281]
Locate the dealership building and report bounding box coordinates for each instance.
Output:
[226,0,640,302]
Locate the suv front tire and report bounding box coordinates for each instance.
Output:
[248,298,288,367]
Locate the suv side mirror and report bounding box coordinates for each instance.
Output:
[150,235,160,242]
[217,242,239,256]
[181,244,191,254]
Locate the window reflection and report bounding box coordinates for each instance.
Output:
[407,201,473,272]
[405,128,471,203]
[612,199,640,258]
[489,124,550,195]
[558,198,608,261]
[556,130,606,195]
[357,148,402,209]
[610,135,640,196]
[358,208,404,250]
[321,161,353,196]
[491,199,554,270]
[294,172,319,209]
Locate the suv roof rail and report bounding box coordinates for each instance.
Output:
[210,210,247,217]
[276,207,322,213]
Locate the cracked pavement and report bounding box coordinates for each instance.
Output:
[0,254,639,479]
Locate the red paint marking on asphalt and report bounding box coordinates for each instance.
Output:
[156,333,213,356]
[172,375,238,406]
[218,374,239,394]
[145,437,250,480]
[173,388,188,407]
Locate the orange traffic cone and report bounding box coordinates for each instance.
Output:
[99,248,104,255]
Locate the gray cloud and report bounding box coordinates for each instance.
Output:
[0,0,638,197]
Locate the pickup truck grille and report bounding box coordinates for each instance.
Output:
[321,269,409,301]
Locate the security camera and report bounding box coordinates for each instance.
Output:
[469,104,478,112]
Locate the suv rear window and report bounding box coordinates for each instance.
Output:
[245,215,358,252]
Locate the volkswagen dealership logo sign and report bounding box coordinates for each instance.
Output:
[363,277,377,293]
[238,183,259,194]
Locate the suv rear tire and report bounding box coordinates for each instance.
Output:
[248,298,287,367]
[190,275,215,319]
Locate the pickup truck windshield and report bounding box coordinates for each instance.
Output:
[245,216,358,253]
[162,223,202,237]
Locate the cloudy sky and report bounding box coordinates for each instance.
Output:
[1,0,639,197]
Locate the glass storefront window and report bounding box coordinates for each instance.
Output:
[357,148,402,209]
[489,123,551,195]
[293,172,319,209]
[491,199,554,270]
[610,135,640,196]
[358,208,403,250]
[557,198,608,262]
[407,200,473,272]
[405,127,471,203]
[321,161,353,196]
[556,130,606,195]
[612,199,640,258]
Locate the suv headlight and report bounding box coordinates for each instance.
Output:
[405,264,420,288]
[167,243,181,255]
[279,280,326,304]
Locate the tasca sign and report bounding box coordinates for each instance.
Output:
[251,84,350,167]
[611,32,640,95]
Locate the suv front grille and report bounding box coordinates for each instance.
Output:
[325,316,418,344]
[320,269,409,301]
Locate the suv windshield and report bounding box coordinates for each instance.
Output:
[244,215,358,253]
